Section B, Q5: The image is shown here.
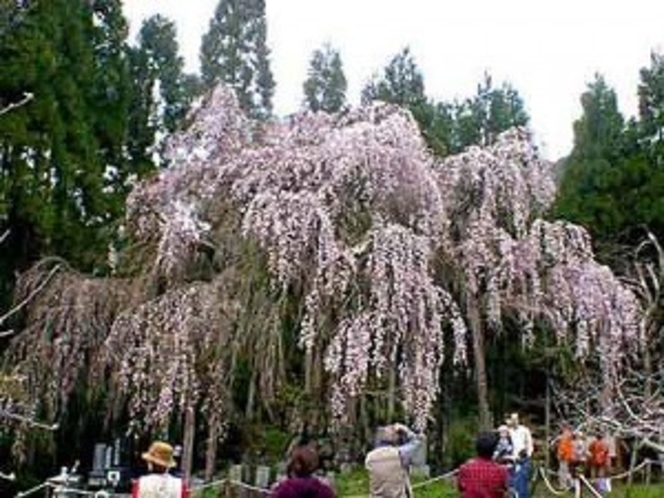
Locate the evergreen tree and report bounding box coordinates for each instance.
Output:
[89,0,132,219]
[127,14,193,170]
[572,74,625,159]
[554,75,631,242]
[453,73,529,150]
[361,47,426,108]
[200,0,275,120]
[0,0,114,273]
[361,47,454,156]
[638,51,664,159]
[302,43,347,113]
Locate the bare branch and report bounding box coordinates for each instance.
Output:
[0,262,62,330]
[0,409,59,431]
[0,92,33,117]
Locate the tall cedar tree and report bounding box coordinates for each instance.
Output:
[556,65,664,245]
[453,72,529,150]
[361,50,529,157]
[200,0,275,120]
[361,47,452,156]
[127,14,194,170]
[90,0,133,217]
[0,0,118,278]
[302,43,347,113]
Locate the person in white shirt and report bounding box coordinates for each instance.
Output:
[132,441,188,498]
[507,413,533,498]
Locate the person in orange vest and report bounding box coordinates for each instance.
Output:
[556,425,574,489]
[588,433,609,476]
[588,432,610,494]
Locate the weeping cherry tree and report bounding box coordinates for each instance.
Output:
[3,85,643,472]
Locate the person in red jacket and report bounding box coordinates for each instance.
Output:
[132,441,188,498]
[458,432,509,498]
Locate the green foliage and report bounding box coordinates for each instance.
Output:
[444,417,478,468]
[555,69,664,245]
[303,43,347,113]
[0,0,116,273]
[136,14,190,132]
[453,72,529,150]
[625,484,664,498]
[126,13,195,172]
[638,52,664,149]
[361,51,529,157]
[361,48,452,156]
[362,47,426,108]
[200,0,275,120]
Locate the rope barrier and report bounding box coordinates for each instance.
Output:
[533,458,658,498]
[15,481,52,498]
[0,471,16,481]
[607,458,651,480]
[191,477,228,493]
[227,479,272,494]
[578,475,603,498]
[51,487,98,496]
[537,467,567,496]
[412,468,458,489]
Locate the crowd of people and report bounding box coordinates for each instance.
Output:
[131,414,614,498]
[457,412,534,498]
[555,425,611,494]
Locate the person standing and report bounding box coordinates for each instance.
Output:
[272,445,336,498]
[458,431,509,498]
[132,441,188,498]
[588,433,609,495]
[365,423,423,498]
[507,413,534,498]
[493,425,514,464]
[571,431,588,476]
[556,425,574,489]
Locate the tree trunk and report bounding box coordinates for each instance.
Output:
[468,293,491,429]
[305,347,313,394]
[245,370,256,420]
[182,406,195,482]
[545,374,551,470]
[387,358,397,422]
[205,414,219,481]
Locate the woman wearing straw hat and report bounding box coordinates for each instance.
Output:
[132,441,188,498]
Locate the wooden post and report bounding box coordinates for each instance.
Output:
[646,459,652,485]
[254,466,270,490]
[225,477,232,498]
[182,406,195,483]
[627,440,640,488]
[229,464,244,498]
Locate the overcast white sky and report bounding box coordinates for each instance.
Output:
[123,1,664,160]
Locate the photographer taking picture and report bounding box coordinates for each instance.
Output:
[365,423,423,498]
